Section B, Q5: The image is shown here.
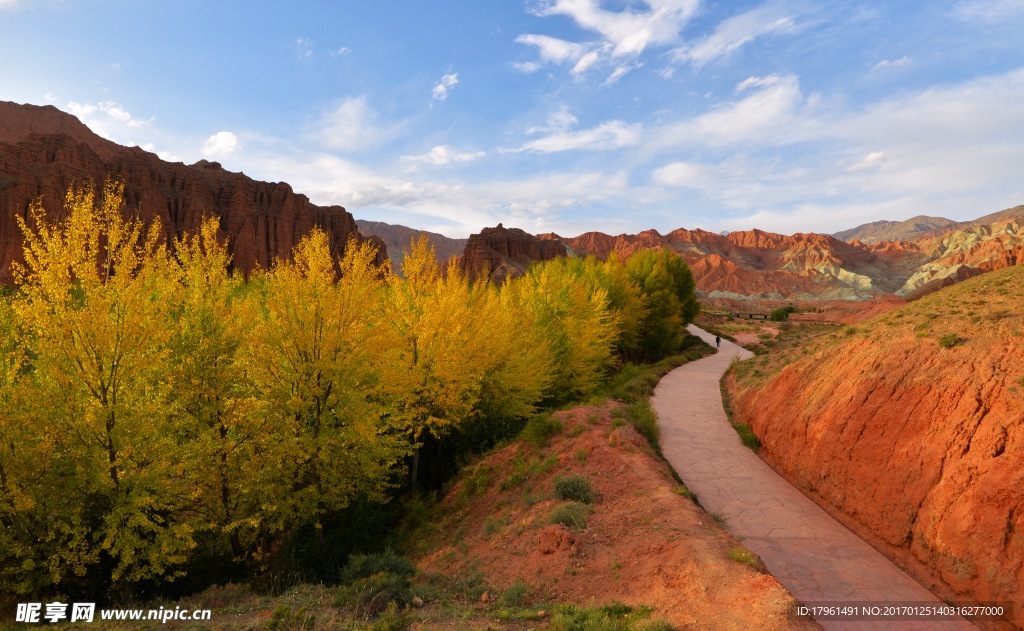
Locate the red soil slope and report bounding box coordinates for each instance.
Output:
[415,403,818,630]
[730,264,1024,629]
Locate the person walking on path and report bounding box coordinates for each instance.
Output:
[715,335,721,348]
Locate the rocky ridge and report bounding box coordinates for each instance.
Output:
[457,223,566,283]
[0,101,382,282]
[533,222,1024,300]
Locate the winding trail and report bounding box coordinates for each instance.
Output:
[652,325,976,631]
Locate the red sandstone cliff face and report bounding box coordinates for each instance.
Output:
[458,224,566,282]
[730,265,1024,627]
[0,101,382,281]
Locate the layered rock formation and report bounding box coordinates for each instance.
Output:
[729,265,1024,627]
[537,221,1024,301]
[0,101,382,282]
[458,224,566,283]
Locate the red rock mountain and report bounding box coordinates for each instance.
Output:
[458,224,566,282]
[729,265,1024,627]
[0,101,383,282]
[535,221,1024,300]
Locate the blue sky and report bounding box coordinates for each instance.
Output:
[2,0,1024,238]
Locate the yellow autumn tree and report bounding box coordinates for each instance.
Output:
[386,236,521,482]
[245,229,406,540]
[12,179,194,586]
[167,217,268,562]
[504,258,620,404]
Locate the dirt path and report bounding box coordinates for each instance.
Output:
[652,326,977,631]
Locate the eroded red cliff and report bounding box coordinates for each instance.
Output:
[730,264,1024,626]
[0,101,382,281]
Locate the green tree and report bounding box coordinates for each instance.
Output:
[625,249,700,361]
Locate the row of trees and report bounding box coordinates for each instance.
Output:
[0,181,699,601]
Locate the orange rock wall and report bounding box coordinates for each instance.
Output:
[732,267,1024,625]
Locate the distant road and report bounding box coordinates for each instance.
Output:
[652,325,977,631]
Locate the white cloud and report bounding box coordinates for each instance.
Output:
[541,105,579,133]
[872,56,912,71]
[652,162,709,187]
[331,46,352,56]
[601,63,638,86]
[572,50,601,74]
[512,61,542,73]
[0,0,18,8]
[952,0,1024,21]
[672,3,796,67]
[432,73,459,101]
[516,34,594,65]
[519,120,642,153]
[314,97,394,152]
[654,74,808,149]
[295,36,314,58]
[642,68,1024,233]
[847,151,887,171]
[44,92,57,102]
[64,100,154,143]
[402,145,485,167]
[529,0,700,57]
[202,131,240,158]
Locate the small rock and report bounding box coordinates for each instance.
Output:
[480,590,490,603]
[412,596,424,608]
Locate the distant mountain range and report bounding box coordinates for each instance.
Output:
[456,218,1024,300]
[833,206,1024,244]
[355,220,465,273]
[2,99,1022,301]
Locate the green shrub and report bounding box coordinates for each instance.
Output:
[370,601,411,631]
[554,474,596,504]
[938,333,962,348]
[549,602,662,631]
[334,571,412,617]
[500,579,531,606]
[268,604,316,630]
[522,413,564,447]
[341,550,415,584]
[727,547,759,568]
[769,306,796,322]
[624,399,660,450]
[549,502,592,530]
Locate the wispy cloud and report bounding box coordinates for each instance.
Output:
[951,0,1024,21]
[653,74,809,149]
[516,0,700,79]
[519,120,641,153]
[295,36,314,59]
[312,97,398,152]
[401,145,485,167]
[528,0,700,57]
[331,46,352,56]
[672,2,797,68]
[432,72,459,100]
[872,56,912,71]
